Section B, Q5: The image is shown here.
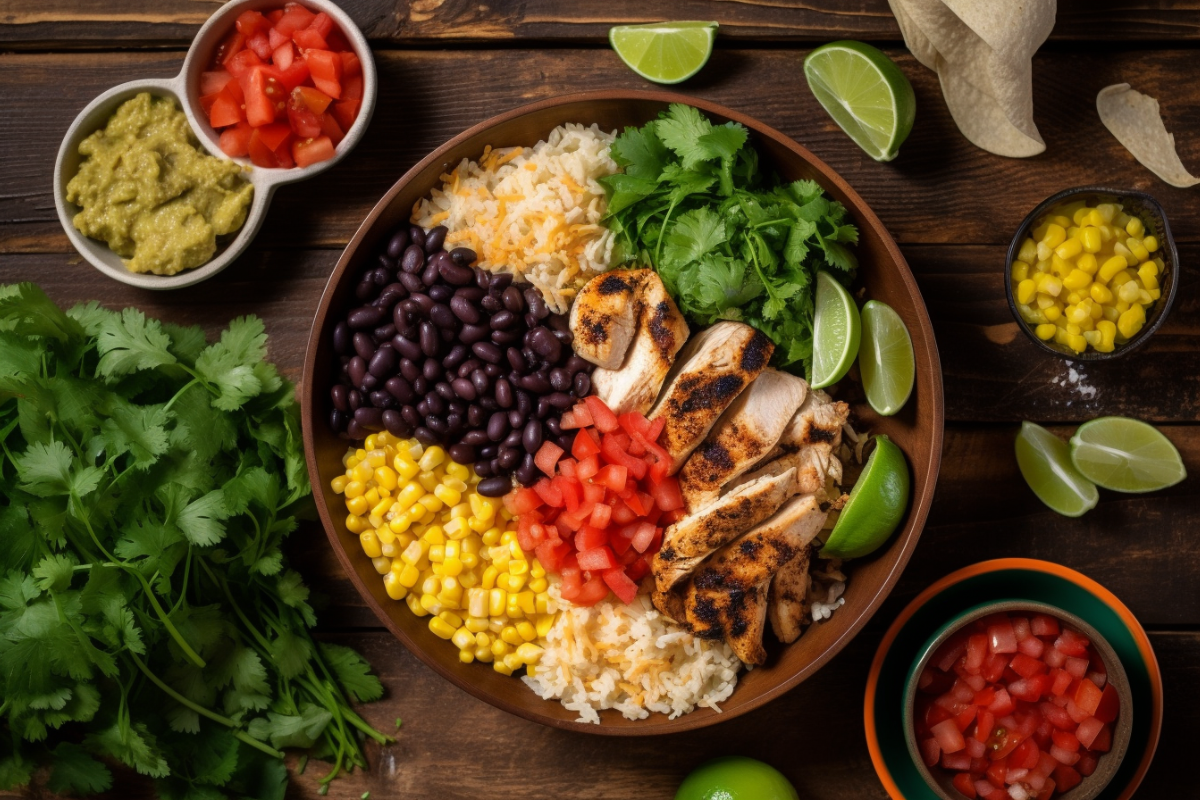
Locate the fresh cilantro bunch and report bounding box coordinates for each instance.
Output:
[0,284,391,799]
[600,104,860,375]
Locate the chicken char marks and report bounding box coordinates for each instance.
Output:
[568,269,642,370]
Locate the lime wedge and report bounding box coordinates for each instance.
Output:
[859,300,915,416]
[609,21,718,84]
[803,40,916,162]
[1015,421,1099,517]
[811,270,861,389]
[1069,416,1187,493]
[820,434,910,559]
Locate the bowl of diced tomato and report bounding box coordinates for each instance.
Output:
[185,0,376,173]
[905,601,1132,800]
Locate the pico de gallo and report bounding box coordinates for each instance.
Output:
[915,610,1120,800]
[503,396,686,607]
[199,3,364,168]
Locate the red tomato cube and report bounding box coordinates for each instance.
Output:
[1009,652,1046,679]
[988,620,1018,654]
[218,123,253,157]
[1053,765,1082,793]
[534,441,564,476]
[1072,679,1103,717]
[1092,684,1119,724]
[1054,628,1091,657]
[931,719,966,754]
[576,545,617,572]
[920,737,941,767]
[583,396,620,432]
[602,567,638,604]
[952,773,977,799]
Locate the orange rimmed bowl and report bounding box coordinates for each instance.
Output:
[865,559,1163,800]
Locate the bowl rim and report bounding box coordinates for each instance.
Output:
[1003,186,1180,361]
[301,88,945,734]
[865,558,1163,800]
[901,599,1134,800]
[51,0,378,290]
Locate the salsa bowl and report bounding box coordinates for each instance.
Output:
[302,90,945,733]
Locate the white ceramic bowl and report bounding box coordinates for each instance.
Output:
[53,0,377,289]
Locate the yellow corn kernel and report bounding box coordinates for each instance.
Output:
[1041,224,1066,248]
[1036,241,1053,262]
[1117,306,1145,339]
[503,653,525,672]
[1118,281,1141,304]
[507,572,528,592]
[482,527,503,547]
[359,529,383,558]
[466,615,489,633]
[1011,261,1030,283]
[1018,238,1038,263]
[372,556,391,575]
[1054,238,1082,260]
[352,462,373,484]
[1016,279,1037,304]
[1071,207,1090,226]
[1096,320,1117,351]
[492,659,514,676]
[434,484,462,506]
[481,565,499,591]
[1088,283,1113,304]
[528,576,549,593]
[1066,334,1087,353]
[407,593,429,617]
[1143,234,1158,253]
[345,495,369,517]
[417,494,443,515]
[535,615,555,638]
[428,616,456,639]
[1125,216,1144,237]
[458,649,475,665]
[535,595,549,614]
[444,540,460,559]
[384,572,408,600]
[1039,275,1063,297]
[416,470,439,492]
[345,514,368,534]
[1113,242,1138,267]
[491,639,510,658]
[1097,256,1127,283]
[393,457,420,482]
[450,502,471,520]
[1083,330,1101,347]
[437,610,463,630]
[445,461,469,481]
[489,588,507,617]
[423,525,446,545]
[530,560,546,578]
[1138,264,1159,291]
[331,475,349,494]
[369,496,392,518]
[1035,323,1056,340]
[516,621,537,642]
[500,626,523,646]
[515,590,536,616]
[442,557,464,578]
[419,594,443,615]
[428,544,445,563]
[508,557,530,577]
[474,645,494,663]
[1148,288,1161,300]
[1062,269,1091,291]
[466,587,488,618]
[469,493,497,520]
[461,536,481,556]
[394,563,419,589]
[420,573,440,596]
[516,643,544,665]
[373,465,398,491]
[1042,305,1062,323]
[1127,238,1150,262]
[505,595,524,619]
[1079,226,1102,253]
[438,578,462,606]
[1075,253,1098,276]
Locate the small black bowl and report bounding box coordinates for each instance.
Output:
[1004,186,1179,361]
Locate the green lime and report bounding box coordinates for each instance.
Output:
[675,756,799,800]
[820,434,910,559]
[1015,421,1099,517]
[609,21,718,85]
[858,300,915,416]
[803,40,916,162]
[1069,416,1187,493]
[811,270,861,389]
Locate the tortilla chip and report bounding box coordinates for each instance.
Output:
[888,0,938,71]
[1096,83,1200,188]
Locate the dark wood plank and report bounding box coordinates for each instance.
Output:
[5,0,1200,48]
[5,47,1200,260]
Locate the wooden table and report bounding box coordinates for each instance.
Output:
[3,2,1198,797]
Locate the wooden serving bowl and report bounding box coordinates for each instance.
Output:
[301,90,945,734]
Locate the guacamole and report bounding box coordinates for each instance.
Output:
[66,92,254,276]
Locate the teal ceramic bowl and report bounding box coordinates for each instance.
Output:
[865,559,1163,800]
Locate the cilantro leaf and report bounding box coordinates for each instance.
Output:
[319,643,384,703]
[87,721,171,778]
[97,308,178,379]
[195,347,262,412]
[100,401,171,470]
[176,490,229,546]
[655,104,714,168]
[46,743,113,795]
[247,705,332,750]
[0,283,84,343]
[32,554,77,593]
[15,441,103,499]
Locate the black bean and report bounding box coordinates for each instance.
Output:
[458,429,486,447]
[519,373,551,394]
[488,458,503,474]
[430,303,456,330]
[506,347,528,373]
[409,293,433,314]
[529,327,561,361]
[535,396,551,419]
[438,297,475,328]
[354,406,384,431]
[456,286,485,303]
[515,390,533,416]
[346,419,365,440]
[449,247,476,266]
[516,454,537,484]
[330,408,347,431]
[362,373,379,392]
[348,389,363,411]
[460,323,489,345]
[434,382,455,402]
[440,327,456,343]
[347,306,383,329]
[380,282,408,307]
[426,417,449,435]
[479,444,499,460]
[421,261,441,287]
[330,384,349,412]
[522,419,544,453]
[472,341,502,364]
[412,376,429,395]
[487,310,514,331]
[348,356,367,388]
[443,344,469,370]
[487,411,510,442]
[414,426,439,446]
[419,360,439,382]
[548,392,573,410]
[451,377,476,401]
[416,399,429,417]
[475,460,494,478]
[389,334,419,361]
[425,225,448,252]
[545,417,562,437]
[332,322,352,354]
[502,430,522,450]
[401,244,425,273]
[498,447,521,470]
[446,414,464,434]
[448,400,466,415]
[475,267,490,289]
[481,295,502,312]
[556,432,576,452]
[438,259,475,286]
[492,377,513,409]
[400,357,421,383]
[420,321,439,357]
[372,266,391,287]
[491,329,521,346]
[387,228,410,259]
[508,409,525,430]
[400,271,424,292]
[369,390,395,409]
[373,324,397,344]
[401,405,420,428]
[448,443,476,464]
[552,328,574,346]
[482,363,501,378]
[409,226,427,250]
[380,409,407,437]
[573,373,593,398]
[549,368,571,392]
[385,376,413,403]
[477,476,511,497]
[355,279,375,302]
[368,346,397,378]
[428,284,453,302]
[498,286,523,314]
[467,369,486,395]
[480,396,499,411]
[467,404,485,427]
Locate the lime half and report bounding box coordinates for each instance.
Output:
[1070,416,1186,493]
[859,300,915,416]
[820,435,910,559]
[609,21,718,84]
[811,270,861,389]
[1016,421,1099,517]
[804,40,916,162]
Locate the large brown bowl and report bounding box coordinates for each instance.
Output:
[301,90,945,734]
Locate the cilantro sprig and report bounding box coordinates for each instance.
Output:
[600,104,860,376]
[0,284,391,799]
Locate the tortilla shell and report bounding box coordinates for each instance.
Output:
[1097,83,1200,188]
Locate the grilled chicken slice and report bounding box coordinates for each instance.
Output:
[590,272,690,415]
[651,467,798,594]
[650,585,688,626]
[648,322,774,474]
[678,370,809,513]
[729,391,850,497]
[767,546,812,644]
[685,494,827,664]
[568,270,643,369]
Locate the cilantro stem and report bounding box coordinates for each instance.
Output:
[126,651,284,760]
[162,377,201,413]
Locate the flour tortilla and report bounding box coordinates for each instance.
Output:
[887,0,1055,157]
[1096,83,1200,188]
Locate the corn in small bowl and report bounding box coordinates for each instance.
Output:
[332,432,554,677]
[1005,187,1179,361]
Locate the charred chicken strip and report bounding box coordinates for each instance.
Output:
[767,547,812,644]
[678,369,808,513]
[649,322,774,474]
[568,269,643,369]
[729,390,850,497]
[590,271,690,415]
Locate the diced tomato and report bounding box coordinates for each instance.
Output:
[1092,684,1118,724]
[617,411,651,438]
[588,502,612,529]
[1054,628,1091,658]
[304,49,342,98]
[625,557,651,583]
[273,42,296,70]
[207,86,245,128]
[1031,614,1060,637]
[1017,635,1046,659]
[1053,765,1081,793]
[275,58,311,90]
[594,463,627,493]
[583,396,619,432]
[200,69,235,96]
[509,487,543,516]
[963,634,987,675]
[255,121,292,151]
[571,428,601,460]
[1076,752,1098,777]
[218,123,254,157]
[274,4,316,36]
[236,9,270,36]
[931,719,966,754]
[601,434,648,480]
[649,475,684,511]
[1011,738,1040,770]
[982,652,1010,683]
[1009,652,1046,679]
[576,546,617,572]
[1074,716,1103,750]
[954,705,977,733]
[1072,679,1103,717]
[240,67,276,126]
[534,539,570,572]
[574,575,610,606]
[340,49,362,77]
[565,402,594,428]
[952,772,977,799]
[602,567,638,604]
[293,26,329,51]
[988,620,1018,655]
[1040,701,1075,731]
[225,48,263,80]
[986,757,1007,788]
[1090,724,1111,753]
[306,10,334,36]
[332,98,360,132]
[974,709,994,742]
[273,138,295,168]
[532,477,563,507]
[247,31,273,60]
[1062,656,1089,679]
[629,522,656,553]
[214,31,246,67]
[269,26,290,50]
[987,688,1015,717]
[317,112,344,145]
[245,129,276,168]
[533,441,563,476]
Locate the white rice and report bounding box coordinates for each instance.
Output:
[410,123,619,314]
[522,584,742,724]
